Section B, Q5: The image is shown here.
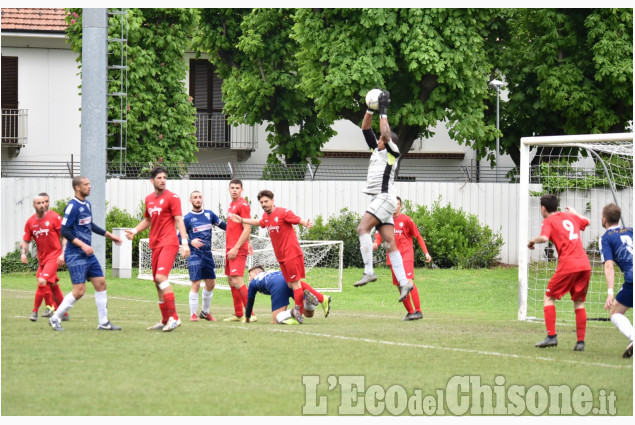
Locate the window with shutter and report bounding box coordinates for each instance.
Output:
[1,56,19,144]
[190,59,229,147]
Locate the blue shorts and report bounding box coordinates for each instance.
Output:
[616,281,633,308]
[188,253,216,282]
[66,254,104,284]
[270,284,294,312]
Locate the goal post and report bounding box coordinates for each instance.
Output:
[138,231,343,292]
[518,133,633,321]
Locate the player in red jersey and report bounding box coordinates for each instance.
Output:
[21,195,66,321]
[374,196,431,320]
[229,190,313,324]
[528,194,591,351]
[223,178,257,322]
[126,166,190,332]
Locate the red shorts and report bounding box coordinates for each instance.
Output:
[151,245,179,281]
[37,258,59,285]
[225,253,247,277]
[546,269,591,302]
[390,261,415,286]
[280,256,305,283]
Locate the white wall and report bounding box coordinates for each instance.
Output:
[3,177,529,265]
[1,42,82,162]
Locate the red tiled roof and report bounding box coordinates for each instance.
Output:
[1,8,68,32]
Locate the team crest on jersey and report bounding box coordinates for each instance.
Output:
[45,221,49,227]
[205,213,210,220]
[79,207,84,213]
[400,222,404,228]
[160,199,165,205]
[275,217,279,222]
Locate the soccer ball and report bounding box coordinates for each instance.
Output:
[365,89,382,111]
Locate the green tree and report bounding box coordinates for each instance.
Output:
[195,9,335,166]
[495,9,633,167]
[292,8,498,166]
[65,8,199,165]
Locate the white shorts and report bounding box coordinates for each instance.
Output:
[366,193,397,226]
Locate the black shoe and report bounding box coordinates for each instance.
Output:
[573,341,585,352]
[411,311,423,320]
[535,335,558,348]
[623,342,633,358]
[403,313,415,321]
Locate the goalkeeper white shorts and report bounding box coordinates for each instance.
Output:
[366,193,397,226]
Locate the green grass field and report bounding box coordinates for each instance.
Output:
[1,267,632,416]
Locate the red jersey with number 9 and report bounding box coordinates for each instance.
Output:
[540,211,591,272]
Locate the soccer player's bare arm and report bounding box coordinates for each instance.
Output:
[126,217,151,240]
[20,240,30,264]
[175,215,190,259]
[527,235,549,249]
[604,260,616,310]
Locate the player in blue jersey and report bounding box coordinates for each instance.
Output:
[182,190,227,322]
[50,176,123,331]
[600,203,633,358]
[244,265,331,325]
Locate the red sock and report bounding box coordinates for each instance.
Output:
[238,285,249,313]
[34,286,46,311]
[50,284,65,309]
[159,302,168,324]
[301,281,324,303]
[164,292,178,321]
[293,288,304,314]
[231,287,243,317]
[42,285,55,308]
[402,296,415,314]
[575,307,587,342]
[544,305,556,336]
[410,284,421,312]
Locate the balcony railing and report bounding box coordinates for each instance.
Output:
[1,108,28,147]
[195,112,257,151]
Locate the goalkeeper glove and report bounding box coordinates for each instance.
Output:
[378,90,391,116]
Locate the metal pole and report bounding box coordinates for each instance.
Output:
[495,86,500,183]
[81,8,108,267]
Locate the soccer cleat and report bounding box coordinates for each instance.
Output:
[29,311,38,322]
[42,305,55,317]
[147,321,166,331]
[322,295,332,318]
[623,342,633,358]
[303,290,319,307]
[241,314,257,323]
[411,311,423,320]
[199,311,216,322]
[354,273,377,287]
[573,341,585,352]
[398,282,413,302]
[162,317,181,332]
[223,315,242,322]
[49,316,64,331]
[190,313,199,322]
[403,312,415,321]
[535,335,558,348]
[97,321,122,331]
[290,305,304,324]
[281,317,301,325]
[62,313,70,322]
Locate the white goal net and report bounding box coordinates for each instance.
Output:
[518,133,633,322]
[138,229,343,292]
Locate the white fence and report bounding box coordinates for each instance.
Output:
[0,177,570,265]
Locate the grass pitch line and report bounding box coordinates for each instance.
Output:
[237,326,632,370]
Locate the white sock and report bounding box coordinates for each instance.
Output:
[611,313,633,341]
[95,290,108,325]
[276,310,293,323]
[359,233,374,274]
[189,291,199,315]
[202,289,213,313]
[54,293,77,320]
[388,250,408,287]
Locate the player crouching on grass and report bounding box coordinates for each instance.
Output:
[600,203,633,358]
[243,265,331,325]
[527,194,591,351]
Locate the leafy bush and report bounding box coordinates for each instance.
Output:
[403,199,504,269]
[1,249,37,274]
[300,208,363,268]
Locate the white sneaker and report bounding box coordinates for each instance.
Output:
[162,317,182,332]
[147,321,165,331]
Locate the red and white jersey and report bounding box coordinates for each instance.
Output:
[375,213,428,265]
[259,207,302,263]
[540,211,591,272]
[23,210,63,262]
[144,189,182,250]
[226,197,250,255]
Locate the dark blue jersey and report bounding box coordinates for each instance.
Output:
[181,209,226,255]
[246,270,293,318]
[600,226,633,284]
[61,197,96,258]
